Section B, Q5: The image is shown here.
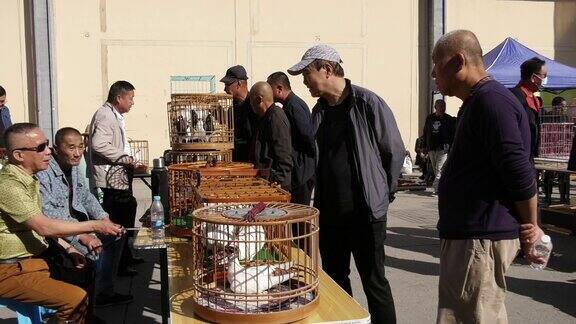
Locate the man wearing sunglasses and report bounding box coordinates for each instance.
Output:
[0,123,124,323]
[511,57,548,158]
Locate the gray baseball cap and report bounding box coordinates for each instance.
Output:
[287,44,343,75]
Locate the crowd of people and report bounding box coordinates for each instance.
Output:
[0,28,567,323]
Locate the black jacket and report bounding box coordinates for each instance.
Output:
[253,105,293,190]
[282,92,316,188]
[312,80,405,220]
[510,87,539,157]
[233,96,258,162]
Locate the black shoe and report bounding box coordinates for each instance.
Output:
[127,256,146,266]
[94,293,134,307]
[117,268,138,277]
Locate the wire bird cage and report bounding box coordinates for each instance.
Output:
[164,149,233,166]
[170,75,216,95]
[539,105,576,160]
[128,139,149,167]
[168,93,234,151]
[190,203,319,323]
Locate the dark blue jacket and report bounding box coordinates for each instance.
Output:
[438,79,537,240]
[312,80,405,220]
[282,92,315,188]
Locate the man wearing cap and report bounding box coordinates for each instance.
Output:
[288,44,404,323]
[220,65,258,162]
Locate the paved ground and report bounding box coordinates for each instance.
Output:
[2,181,575,323]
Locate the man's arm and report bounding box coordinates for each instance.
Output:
[25,214,123,238]
[270,110,293,190]
[288,100,316,157]
[371,97,406,194]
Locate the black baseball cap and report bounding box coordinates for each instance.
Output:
[220,65,248,85]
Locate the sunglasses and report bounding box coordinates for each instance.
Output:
[12,140,50,153]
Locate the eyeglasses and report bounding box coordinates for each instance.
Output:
[533,73,547,80]
[12,140,50,153]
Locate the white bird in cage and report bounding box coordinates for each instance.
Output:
[227,252,295,294]
[205,225,265,261]
[196,119,207,142]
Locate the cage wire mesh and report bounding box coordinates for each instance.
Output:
[170,75,216,95]
[539,105,576,160]
[164,149,233,165]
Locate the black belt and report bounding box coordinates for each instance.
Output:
[0,257,34,264]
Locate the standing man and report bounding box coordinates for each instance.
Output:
[0,85,13,148]
[0,123,123,323]
[220,65,258,162]
[88,80,140,306]
[422,99,455,194]
[288,44,404,323]
[267,72,316,205]
[432,30,545,323]
[510,57,547,158]
[249,81,293,190]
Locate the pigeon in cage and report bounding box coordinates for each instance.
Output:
[226,248,295,294]
[205,113,215,134]
[205,224,265,262]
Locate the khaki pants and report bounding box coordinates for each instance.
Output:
[0,259,87,323]
[437,238,520,324]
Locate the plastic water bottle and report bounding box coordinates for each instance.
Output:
[150,196,165,243]
[530,234,552,270]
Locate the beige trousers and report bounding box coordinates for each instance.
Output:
[437,238,520,324]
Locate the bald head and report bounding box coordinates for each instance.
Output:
[433,30,484,67]
[249,81,275,117]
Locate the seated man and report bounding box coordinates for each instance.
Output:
[0,123,123,323]
[37,127,132,313]
[249,81,293,191]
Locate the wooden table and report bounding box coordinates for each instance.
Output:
[534,163,576,205]
[135,229,370,323]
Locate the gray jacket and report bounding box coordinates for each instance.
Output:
[312,80,405,220]
[87,102,132,190]
[37,156,107,259]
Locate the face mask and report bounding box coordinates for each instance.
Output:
[541,76,548,87]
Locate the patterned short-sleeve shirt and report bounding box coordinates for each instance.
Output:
[0,164,49,259]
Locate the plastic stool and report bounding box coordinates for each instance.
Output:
[0,298,55,324]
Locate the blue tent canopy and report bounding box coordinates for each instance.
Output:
[483,37,576,90]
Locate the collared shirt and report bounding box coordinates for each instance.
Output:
[0,164,49,259]
[37,156,107,258]
[112,107,131,156]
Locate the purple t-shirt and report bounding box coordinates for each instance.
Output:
[437,79,537,240]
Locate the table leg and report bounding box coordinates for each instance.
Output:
[160,247,169,324]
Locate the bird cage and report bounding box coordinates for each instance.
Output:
[168,93,234,151]
[164,149,233,166]
[128,139,149,167]
[168,162,257,232]
[168,171,288,237]
[190,202,319,323]
[170,75,216,95]
[539,105,576,160]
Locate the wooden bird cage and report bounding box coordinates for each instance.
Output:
[190,202,319,323]
[168,162,257,231]
[168,93,234,151]
[168,168,288,237]
[164,149,233,166]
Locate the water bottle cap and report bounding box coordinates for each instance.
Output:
[153,196,161,201]
[541,235,551,244]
